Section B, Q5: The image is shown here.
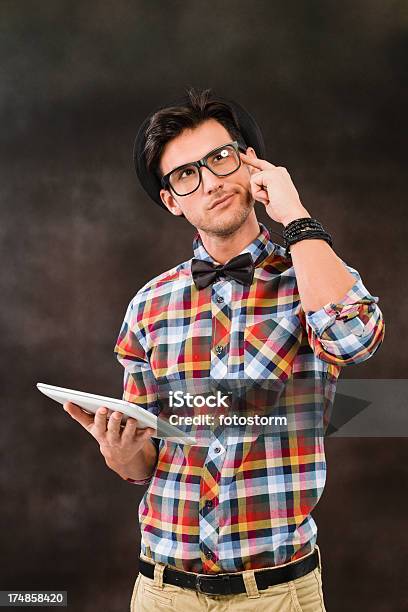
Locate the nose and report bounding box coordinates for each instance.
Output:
[200,166,224,193]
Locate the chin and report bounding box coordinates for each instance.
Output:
[206,204,253,236]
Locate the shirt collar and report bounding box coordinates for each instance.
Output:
[192,221,276,267]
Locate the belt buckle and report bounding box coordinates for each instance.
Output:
[196,573,231,595]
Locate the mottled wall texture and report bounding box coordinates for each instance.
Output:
[1,1,406,610]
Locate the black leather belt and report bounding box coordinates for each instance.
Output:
[139,549,318,596]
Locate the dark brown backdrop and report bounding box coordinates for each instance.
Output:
[1,1,406,610]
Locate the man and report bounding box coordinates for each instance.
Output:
[64,88,385,611]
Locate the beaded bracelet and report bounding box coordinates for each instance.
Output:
[283,218,324,237]
[283,218,333,257]
[284,217,321,227]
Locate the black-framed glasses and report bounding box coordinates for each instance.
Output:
[161,141,246,197]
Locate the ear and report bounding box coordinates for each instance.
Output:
[160,189,184,217]
[243,147,258,176]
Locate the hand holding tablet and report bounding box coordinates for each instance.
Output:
[37,383,197,445]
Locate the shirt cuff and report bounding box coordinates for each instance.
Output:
[126,476,153,485]
[305,276,379,338]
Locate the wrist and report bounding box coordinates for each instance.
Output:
[105,457,139,480]
[281,208,311,228]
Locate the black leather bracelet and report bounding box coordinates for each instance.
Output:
[284,229,333,257]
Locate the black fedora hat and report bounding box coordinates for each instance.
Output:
[133,93,266,211]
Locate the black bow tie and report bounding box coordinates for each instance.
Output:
[191,253,254,289]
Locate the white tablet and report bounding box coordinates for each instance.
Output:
[37,383,197,445]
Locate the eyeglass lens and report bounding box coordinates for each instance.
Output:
[169,144,240,195]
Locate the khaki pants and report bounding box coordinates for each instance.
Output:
[130,546,327,611]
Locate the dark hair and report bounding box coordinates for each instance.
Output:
[144,87,247,179]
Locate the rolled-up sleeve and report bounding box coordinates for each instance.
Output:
[113,299,160,484]
[304,264,385,366]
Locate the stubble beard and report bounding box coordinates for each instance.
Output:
[194,189,254,238]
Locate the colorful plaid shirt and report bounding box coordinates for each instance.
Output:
[113,222,385,574]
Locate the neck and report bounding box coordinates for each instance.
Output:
[198,210,261,264]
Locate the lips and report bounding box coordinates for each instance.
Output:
[209,194,234,210]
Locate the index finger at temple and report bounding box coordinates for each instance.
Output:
[239,152,273,170]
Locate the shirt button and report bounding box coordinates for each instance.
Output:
[205,550,214,560]
[205,500,213,508]
[214,345,223,355]
[214,447,221,454]
[216,296,224,303]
